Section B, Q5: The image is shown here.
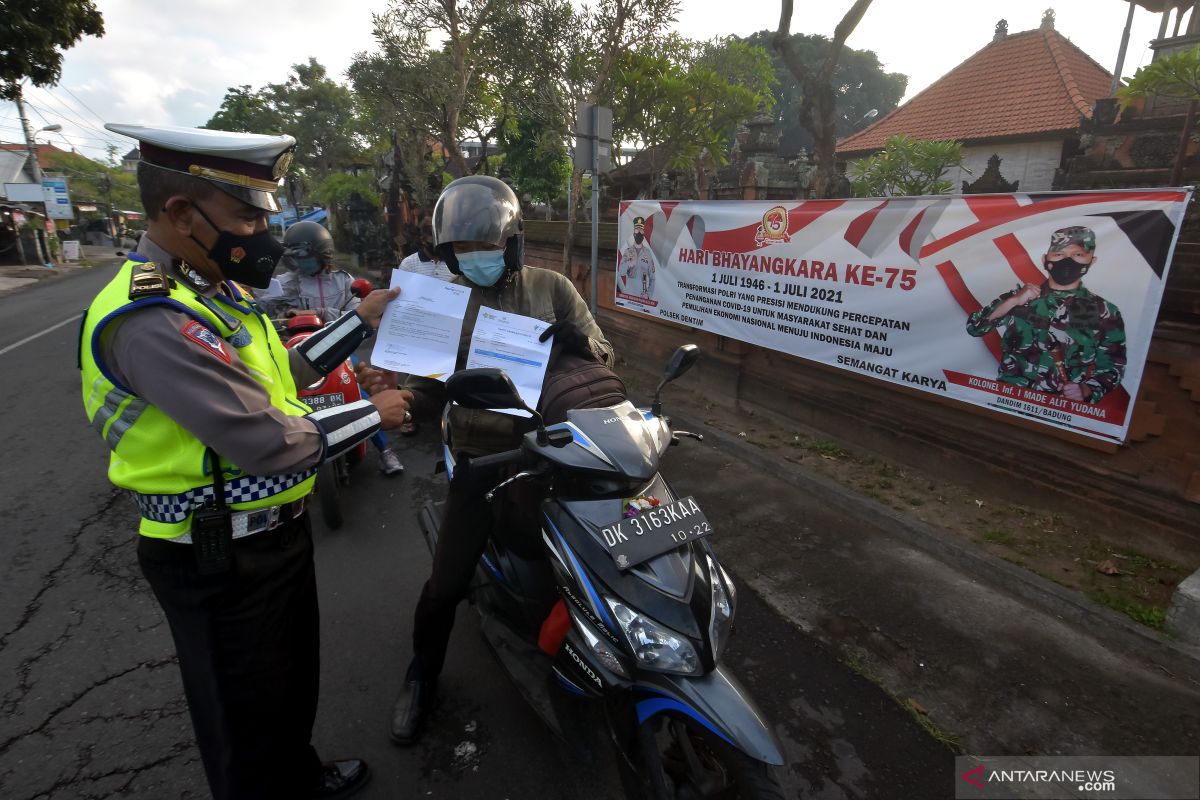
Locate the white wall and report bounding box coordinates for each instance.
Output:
[947,140,1065,193]
[844,138,1067,194]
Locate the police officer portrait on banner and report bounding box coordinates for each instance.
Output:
[355,175,615,747]
[619,215,659,304]
[966,225,1126,404]
[79,122,411,800]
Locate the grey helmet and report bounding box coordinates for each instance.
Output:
[432,176,523,275]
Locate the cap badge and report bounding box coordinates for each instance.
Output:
[272,150,294,180]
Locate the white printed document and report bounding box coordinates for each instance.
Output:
[370,270,471,379]
[464,307,552,417]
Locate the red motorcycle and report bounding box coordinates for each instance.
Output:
[277,278,375,529]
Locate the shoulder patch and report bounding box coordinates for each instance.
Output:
[128,260,172,300]
[180,320,231,364]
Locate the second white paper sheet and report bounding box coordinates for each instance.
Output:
[370,270,471,379]
[464,306,552,417]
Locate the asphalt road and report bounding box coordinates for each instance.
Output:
[0,263,951,799]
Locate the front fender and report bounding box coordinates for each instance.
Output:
[634,666,785,766]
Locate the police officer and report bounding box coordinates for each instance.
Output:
[81,123,411,800]
[265,220,405,474]
[966,225,1126,403]
[357,176,613,744]
[620,216,656,300]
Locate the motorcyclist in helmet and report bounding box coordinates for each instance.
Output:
[357,175,614,744]
[267,220,405,476]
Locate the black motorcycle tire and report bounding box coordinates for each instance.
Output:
[632,713,784,800]
[315,461,344,530]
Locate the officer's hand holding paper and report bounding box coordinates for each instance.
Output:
[370,271,471,379]
[465,307,552,417]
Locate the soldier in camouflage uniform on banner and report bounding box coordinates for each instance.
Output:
[966,226,1126,404]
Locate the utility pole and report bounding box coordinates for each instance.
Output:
[14,88,48,265]
[100,173,116,246]
[15,89,43,184]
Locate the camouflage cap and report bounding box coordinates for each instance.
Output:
[1049,226,1095,253]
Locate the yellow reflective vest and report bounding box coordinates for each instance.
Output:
[80,258,316,538]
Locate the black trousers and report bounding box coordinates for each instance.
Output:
[138,514,323,800]
[412,473,496,678]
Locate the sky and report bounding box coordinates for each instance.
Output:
[0,0,1168,163]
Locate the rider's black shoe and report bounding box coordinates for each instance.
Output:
[389,660,437,745]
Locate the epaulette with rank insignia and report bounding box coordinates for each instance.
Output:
[128,261,174,300]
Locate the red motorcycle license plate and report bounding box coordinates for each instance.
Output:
[302,392,344,411]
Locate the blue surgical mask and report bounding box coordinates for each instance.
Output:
[293,256,323,276]
[456,250,507,286]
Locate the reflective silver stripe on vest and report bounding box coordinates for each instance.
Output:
[132,467,317,524]
[90,384,149,450]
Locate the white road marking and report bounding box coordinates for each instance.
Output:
[0,315,83,357]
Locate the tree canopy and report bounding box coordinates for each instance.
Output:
[204,59,364,193]
[848,134,965,197]
[0,0,104,100]
[743,29,905,156]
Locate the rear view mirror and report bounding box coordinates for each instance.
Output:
[652,345,701,416]
[446,368,525,410]
[662,344,700,384]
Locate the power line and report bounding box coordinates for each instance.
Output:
[0,122,127,146]
[41,87,118,142]
[27,94,125,148]
[59,85,113,130]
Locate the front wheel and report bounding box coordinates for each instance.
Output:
[634,713,784,800]
[315,461,344,530]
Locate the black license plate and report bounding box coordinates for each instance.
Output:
[598,496,712,571]
[302,392,344,412]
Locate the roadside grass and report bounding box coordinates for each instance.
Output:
[842,646,963,754]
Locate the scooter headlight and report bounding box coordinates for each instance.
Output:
[708,556,734,659]
[604,597,701,676]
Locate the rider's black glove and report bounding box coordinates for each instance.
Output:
[539,320,594,360]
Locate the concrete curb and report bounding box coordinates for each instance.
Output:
[670,408,1200,686]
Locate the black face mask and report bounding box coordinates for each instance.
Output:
[634,232,644,244]
[189,203,284,289]
[1045,255,1089,286]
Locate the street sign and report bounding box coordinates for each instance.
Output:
[573,104,613,173]
[42,178,74,220]
[4,183,43,202]
[62,240,81,261]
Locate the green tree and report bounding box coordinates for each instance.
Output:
[613,36,776,193]
[41,148,142,219]
[500,116,572,207]
[315,172,382,255]
[0,0,104,100]
[848,134,965,197]
[773,0,876,198]
[204,85,278,134]
[204,59,364,200]
[1118,44,1200,108]
[743,30,904,156]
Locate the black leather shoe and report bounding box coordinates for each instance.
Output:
[313,759,370,799]
[390,674,436,745]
